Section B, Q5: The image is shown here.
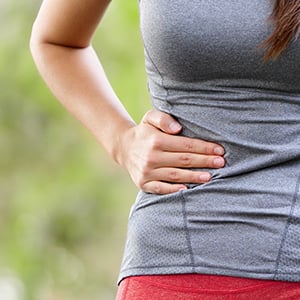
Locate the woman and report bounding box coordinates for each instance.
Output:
[30,0,300,299]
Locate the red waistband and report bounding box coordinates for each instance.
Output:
[116,274,300,300]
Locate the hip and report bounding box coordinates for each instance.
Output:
[116,274,300,300]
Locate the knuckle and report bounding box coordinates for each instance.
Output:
[150,135,163,149]
[142,110,153,122]
[152,182,162,194]
[202,144,210,154]
[136,181,144,190]
[137,177,147,190]
[179,153,193,167]
[143,152,157,167]
[203,143,214,154]
[190,174,199,183]
[183,139,195,151]
[168,169,180,181]
[140,167,150,180]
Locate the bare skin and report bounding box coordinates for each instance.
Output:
[30,0,225,195]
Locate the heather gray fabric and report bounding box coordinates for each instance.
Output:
[118,0,300,283]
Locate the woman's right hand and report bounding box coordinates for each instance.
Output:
[117,110,225,194]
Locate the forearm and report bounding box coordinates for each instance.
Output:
[30,0,225,194]
[30,40,135,163]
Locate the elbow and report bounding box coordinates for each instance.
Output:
[29,22,60,69]
[29,22,43,63]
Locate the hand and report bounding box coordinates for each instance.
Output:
[117,110,225,194]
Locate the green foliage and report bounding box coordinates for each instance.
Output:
[0,0,149,299]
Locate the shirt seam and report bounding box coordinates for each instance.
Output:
[273,172,300,278]
[180,191,196,272]
[138,6,170,102]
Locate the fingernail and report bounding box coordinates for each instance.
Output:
[213,157,224,167]
[199,173,211,181]
[169,122,182,132]
[214,147,224,155]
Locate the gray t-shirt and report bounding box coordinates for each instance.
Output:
[118,0,300,283]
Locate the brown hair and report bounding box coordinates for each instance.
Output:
[262,0,300,60]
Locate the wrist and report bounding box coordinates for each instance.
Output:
[110,121,136,167]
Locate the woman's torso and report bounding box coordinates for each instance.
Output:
[119,0,300,283]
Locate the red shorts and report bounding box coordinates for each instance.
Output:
[116,274,300,300]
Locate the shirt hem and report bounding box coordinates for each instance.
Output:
[117,265,300,285]
[117,266,282,284]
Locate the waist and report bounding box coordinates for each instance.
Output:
[119,274,300,293]
[151,91,300,181]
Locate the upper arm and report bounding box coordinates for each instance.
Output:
[31,0,111,48]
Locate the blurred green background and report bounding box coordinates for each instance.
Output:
[0,0,150,299]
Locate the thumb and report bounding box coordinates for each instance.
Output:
[142,110,182,134]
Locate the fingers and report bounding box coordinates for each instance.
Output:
[148,151,225,169]
[158,133,225,156]
[125,110,226,195]
[142,181,187,195]
[146,168,211,184]
[142,110,182,134]
[140,168,212,194]
[142,110,224,156]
